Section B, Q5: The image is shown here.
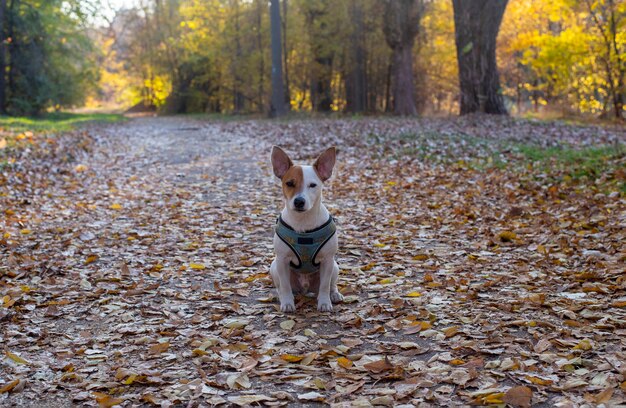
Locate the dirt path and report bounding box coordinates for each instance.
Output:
[1,116,624,407]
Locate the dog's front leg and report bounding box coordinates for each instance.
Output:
[317,259,334,312]
[271,259,296,312]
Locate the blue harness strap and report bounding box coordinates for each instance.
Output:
[275,215,336,274]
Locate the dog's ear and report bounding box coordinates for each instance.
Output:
[314,146,336,182]
[271,146,293,179]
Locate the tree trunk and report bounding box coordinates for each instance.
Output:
[304,0,334,112]
[391,45,416,115]
[269,0,286,117]
[0,0,6,114]
[383,0,423,116]
[607,0,624,119]
[345,0,366,113]
[452,0,508,115]
[232,0,244,112]
[255,0,265,112]
[281,0,290,109]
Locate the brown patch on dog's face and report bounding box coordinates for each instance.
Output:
[281,165,303,200]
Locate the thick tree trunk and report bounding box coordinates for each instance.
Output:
[269,0,286,117]
[313,57,333,112]
[255,0,265,111]
[345,0,366,113]
[304,0,334,112]
[0,0,6,114]
[281,0,291,109]
[383,0,423,116]
[452,0,508,115]
[390,45,416,115]
[233,0,244,112]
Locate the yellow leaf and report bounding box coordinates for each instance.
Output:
[93,392,124,408]
[20,229,31,235]
[386,181,397,186]
[418,321,432,330]
[373,243,386,248]
[190,263,205,270]
[412,254,429,261]
[243,273,268,282]
[499,231,517,242]
[444,326,460,338]
[2,295,15,308]
[573,339,592,351]
[6,352,29,365]
[0,138,6,149]
[483,392,505,404]
[85,255,99,265]
[405,291,422,297]
[280,354,304,363]
[74,164,88,172]
[123,374,138,385]
[109,203,122,210]
[450,359,465,365]
[525,375,553,386]
[361,262,376,271]
[0,379,20,394]
[337,357,353,369]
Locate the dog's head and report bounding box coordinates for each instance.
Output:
[271,146,336,213]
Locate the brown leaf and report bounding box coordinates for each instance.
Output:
[363,356,394,373]
[0,379,20,394]
[503,386,532,408]
[148,342,169,355]
[93,392,124,408]
[593,388,614,404]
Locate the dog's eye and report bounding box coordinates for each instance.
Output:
[286,180,295,187]
[309,183,317,188]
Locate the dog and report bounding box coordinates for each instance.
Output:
[269,146,343,312]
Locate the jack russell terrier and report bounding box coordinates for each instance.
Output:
[270,146,343,312]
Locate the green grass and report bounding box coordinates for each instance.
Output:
[516,144,624,179]
[0,112,125,133]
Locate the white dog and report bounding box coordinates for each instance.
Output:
[269,146,343,312]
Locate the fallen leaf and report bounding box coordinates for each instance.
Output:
[148,342,169,355]
[363,356,394,373]
[280,319,295,330]
[0,379,20,394]
[93,392,124,408]
[280,354,304,363]
[504,386,532,408]
[298,391,325,401]
[6,352,29,365]
[190,263,205,270]
[337,357,353,369]
[499,231,517,242]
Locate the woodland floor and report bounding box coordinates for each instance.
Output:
[1,115,625,407]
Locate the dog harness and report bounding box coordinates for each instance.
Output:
[275,215,336,274]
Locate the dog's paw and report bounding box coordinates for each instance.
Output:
[280,302,296,313]
[330,291,344,303]
[317,301,333,312]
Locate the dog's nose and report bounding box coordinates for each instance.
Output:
[294,197,306,209]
